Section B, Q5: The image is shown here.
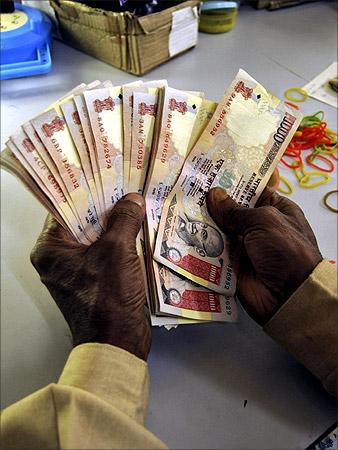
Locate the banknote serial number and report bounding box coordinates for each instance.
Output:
[210,108,226,136]
[225,299,232,315]
[210,92,236,136]
[160,113,173,163]
[97,116,112,169]
[50,138,80,189]
[224,262,233,290]
[137,118,145,169]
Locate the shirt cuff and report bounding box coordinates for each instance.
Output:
[58,343,150,424]
[264,260,338,393]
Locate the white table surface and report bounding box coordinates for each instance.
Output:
[1,2,337,449]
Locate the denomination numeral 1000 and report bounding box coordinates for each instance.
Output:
[219,169,235,190]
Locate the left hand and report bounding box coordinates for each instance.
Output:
[30,193,151,361]
[207,186,322,325]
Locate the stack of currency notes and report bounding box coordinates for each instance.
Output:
[1,70,302,329]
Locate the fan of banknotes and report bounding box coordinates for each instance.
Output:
[1,70,302,329]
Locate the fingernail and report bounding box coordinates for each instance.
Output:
[123,193,145,209]
[209,187,228,204]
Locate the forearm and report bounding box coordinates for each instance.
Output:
[2,344,168,449]
[264,260,338,397]
[58,344,150,423]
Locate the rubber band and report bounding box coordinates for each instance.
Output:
[313,144,338,155]
[323,143,338,151]
[326,128,338,137]
[323,190,338,213]
[294,166,308,181]
[314,142,338,159]
[278,109,336,196]
[284,88,308,102]
[313,111,324,120]
[277,176,294,195]
[305,153,334,172]
[299,171,330,188]
[285,101,300,110]
[284,149,300,158]
[299,111,324,128]
[281,155,302,169]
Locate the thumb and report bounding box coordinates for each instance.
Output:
[207,187,259,235]
[103,193,145,245]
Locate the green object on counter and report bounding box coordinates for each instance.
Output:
[199,1,238,33]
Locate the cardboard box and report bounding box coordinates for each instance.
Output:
[50,0,201,75]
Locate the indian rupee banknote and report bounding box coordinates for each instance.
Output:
[143,88,236,321]
[61,99,103,223]
[154,69,302,294]
[0,147,67,228]
[31,108,103,242]
[122,80,143,192]
[7,130,84,241]
[84,86,124,216]
[129,89,159,194]
[123,80,168,193]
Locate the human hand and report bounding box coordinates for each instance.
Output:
[30,194,151,360]
[207,187,322,325]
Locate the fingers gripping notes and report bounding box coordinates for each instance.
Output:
[30,195,151,360]
[154,70,302,294]
[1,71,301,327]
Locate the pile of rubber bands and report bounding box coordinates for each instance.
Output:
[278,108,337,213]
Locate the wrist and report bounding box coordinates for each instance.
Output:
[261,257,323,325]
[282,254,323,302]
[71,320,151,361]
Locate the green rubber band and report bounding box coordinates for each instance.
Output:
[323,190,338,213]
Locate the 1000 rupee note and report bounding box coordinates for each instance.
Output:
[188,98,217,151]
[61,99,104,223]
[52,84,104,233]
[144,87,204,248]
[8,131,84,241]
[154,69,302,294]
[126,81,168,192]
[153,97,235,322]
[22,121,91,244]
[142,88,235,321]
[129,89,159,194]
[84,86,124,215]
[31,108,103,243]
[72,80,114,219]
[122,80,168,193]
[6,138,59,209]
[122,80,143,193]
[21,87,99,243]
[137,225,200,326]
[73,92,106,222]
[0,147,67,228]
[155,264,237,321]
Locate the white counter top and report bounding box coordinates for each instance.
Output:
[1,2,337,448]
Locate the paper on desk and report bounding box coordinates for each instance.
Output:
[169,6,198,57]
[302,62,337,108]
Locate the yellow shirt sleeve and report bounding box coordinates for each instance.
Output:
[264,260,338,397]
[2,261,336,448]
[2,343,168,449]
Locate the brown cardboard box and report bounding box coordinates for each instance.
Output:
[50,0,201,75]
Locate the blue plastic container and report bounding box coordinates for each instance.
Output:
[0,2,52,80]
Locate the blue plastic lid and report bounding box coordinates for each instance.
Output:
[201,1,238,11]
[0,2,52,79]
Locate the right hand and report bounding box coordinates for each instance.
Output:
[207,187,323,325]
[30,193,151,360]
